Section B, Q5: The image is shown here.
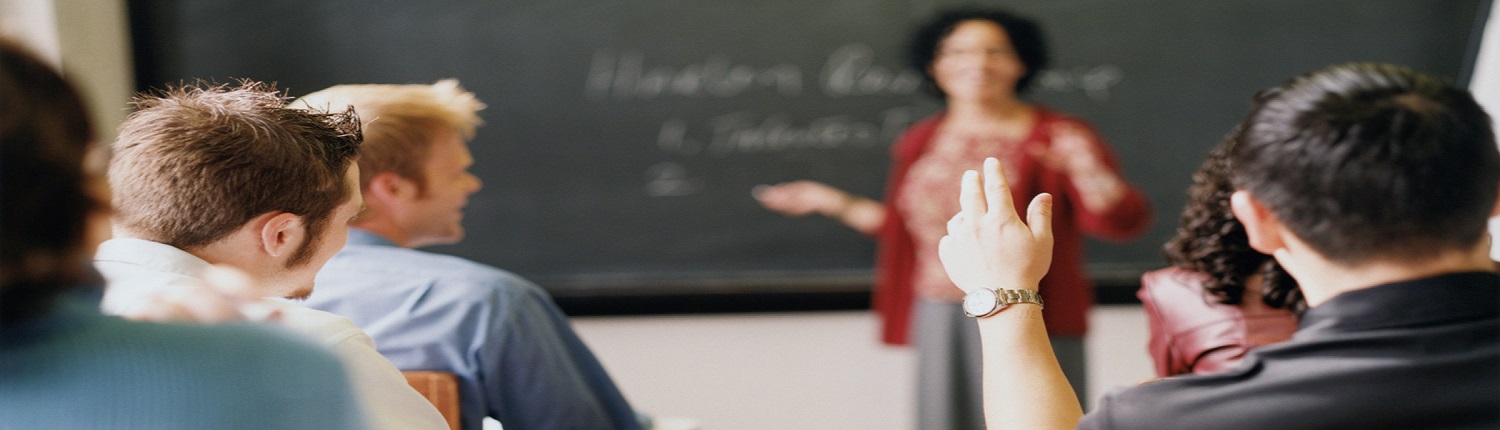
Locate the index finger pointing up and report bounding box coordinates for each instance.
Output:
[959,169,984,219]
[983,157,1017,218]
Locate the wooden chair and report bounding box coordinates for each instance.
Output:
[402,370,462,430]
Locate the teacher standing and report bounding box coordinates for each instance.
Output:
[755,8,1150,428]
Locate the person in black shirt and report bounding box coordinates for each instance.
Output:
[937,62,1500,429]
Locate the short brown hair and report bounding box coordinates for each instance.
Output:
[290,79,483,191]
[0,38,102,324]
[110,80,362,265]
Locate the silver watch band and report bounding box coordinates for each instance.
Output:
[998,289,1044,308]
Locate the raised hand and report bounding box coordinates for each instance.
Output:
[939,157,1055,293]
[938,157,1080,429]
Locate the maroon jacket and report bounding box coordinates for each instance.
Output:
[873,109,1151,345]
[1138,267,1298,376]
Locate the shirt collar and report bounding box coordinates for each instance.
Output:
[346,228,400,248]
[1298,271,1500,335]
[94,238,212,279]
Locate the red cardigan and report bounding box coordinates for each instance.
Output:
[1137,268,1298,376]
[873,109,1152,345]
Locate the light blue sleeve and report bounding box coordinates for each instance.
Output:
[478,274,642,430]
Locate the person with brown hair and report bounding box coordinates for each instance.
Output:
[95,81,447,430]
[0,37,363,429]
[1138,139,1298,377]
[291,81,649,430]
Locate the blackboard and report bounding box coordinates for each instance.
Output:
[129,0,1487,297]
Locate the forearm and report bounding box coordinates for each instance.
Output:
[977,304,1083,430]
[754,180,886,234]
[826,194,886,235]
[939,159,1077,429]
[1073,183,1151,240]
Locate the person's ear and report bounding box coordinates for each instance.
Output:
[257,212,305,259]
[365,171,418,205]
[1230,190,1286,255]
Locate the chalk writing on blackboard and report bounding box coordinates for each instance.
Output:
[586,50,802,100]
[593,43,1127,198]
[586,43,923,101]
[644,161,704,197]
[654,106,927,158]
[1036,65,1123,103]
[820,43,924,97]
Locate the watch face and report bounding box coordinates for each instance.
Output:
[963,288,999,317]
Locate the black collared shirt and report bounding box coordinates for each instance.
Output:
[1080,271,1500,430]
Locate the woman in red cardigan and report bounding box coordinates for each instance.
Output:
[756,7,1150,429]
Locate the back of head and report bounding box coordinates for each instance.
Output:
[1229,63,1500,265]
[1165,138,1302,310]
[290,80,484,190]
[110,81,363,259]
[0,38,100,324]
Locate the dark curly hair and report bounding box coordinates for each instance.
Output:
[907,7,1049,98]
[1163,136,1305,312]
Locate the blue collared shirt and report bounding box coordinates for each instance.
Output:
[305,229,643,430]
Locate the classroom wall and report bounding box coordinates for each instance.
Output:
[1467,2,1500,260]
[572,307,1154,430]
[0,0,133,142]
[0,0,60,64]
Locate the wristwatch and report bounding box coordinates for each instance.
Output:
[962,288,1044,318]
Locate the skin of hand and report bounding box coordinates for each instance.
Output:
[938,157,1081,430]
[939,157,1054,293]
[118,265,279,324]
[752,180,849,217]
[1026,123,1128,212]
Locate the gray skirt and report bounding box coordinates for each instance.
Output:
[913,299,1088,430]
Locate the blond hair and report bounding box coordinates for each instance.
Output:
[291,79,484,191]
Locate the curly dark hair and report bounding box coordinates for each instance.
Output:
[1163,136,1304,312]
[907,7,1049,98]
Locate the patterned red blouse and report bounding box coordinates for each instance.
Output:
[874,108,1152,344]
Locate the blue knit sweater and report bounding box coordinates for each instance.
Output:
[0,292,365,429]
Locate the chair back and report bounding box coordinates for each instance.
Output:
[402,370,462,430]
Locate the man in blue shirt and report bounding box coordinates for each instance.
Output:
[293,81,645,430]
